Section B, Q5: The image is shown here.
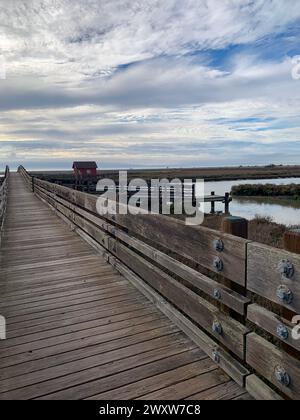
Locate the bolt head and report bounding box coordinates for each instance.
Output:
[276,324,289,341]
[275,367,290,387]
[278,260,294,279]
[212,349,220,363]
[213,257,223,272]
[213,288,222,300]
[276,285,293,304]
[212,320,223,335]
[213,239,224,252]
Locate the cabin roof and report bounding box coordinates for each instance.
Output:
[72,161,98,169]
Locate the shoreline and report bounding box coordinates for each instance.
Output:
[234,195,300,203]
[29,164,300,183]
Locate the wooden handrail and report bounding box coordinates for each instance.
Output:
[0,165,9,241]
[19,165,300,400]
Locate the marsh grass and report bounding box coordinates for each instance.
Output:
[232,183,300,200]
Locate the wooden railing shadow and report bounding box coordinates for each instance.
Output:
[18,165,300,400]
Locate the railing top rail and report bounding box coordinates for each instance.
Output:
[0,165,9,192]
[0,165,9,236]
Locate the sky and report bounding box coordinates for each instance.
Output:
[0,0,300,170]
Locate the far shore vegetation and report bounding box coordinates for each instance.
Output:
[231,183,300,200]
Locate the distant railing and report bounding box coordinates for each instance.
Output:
[0,165,9,241]
[18,165,300,400]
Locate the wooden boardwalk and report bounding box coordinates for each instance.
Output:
[0,173,249,400]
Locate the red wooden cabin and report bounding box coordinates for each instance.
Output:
[72,161,98,179]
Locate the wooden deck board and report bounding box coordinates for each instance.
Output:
[0,173,250,400]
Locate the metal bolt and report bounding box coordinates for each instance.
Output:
[213,257,223,272]
[278,260,294,279]
[276,324,289,341]
[275,367,290,387]
[276,285,293,304]
[212,320,223,335]
[213,239,224,252]
[212,349,220,363]
[213,288,222,300]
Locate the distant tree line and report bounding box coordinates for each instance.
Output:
[231,183,300,200]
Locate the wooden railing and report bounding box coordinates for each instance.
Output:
[18,166,300,400]
[0,166,9,241]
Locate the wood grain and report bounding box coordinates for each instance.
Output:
[34,184,250,314]
[110,241,248,358]
[247,242,300,313]
[34,176,248,285]
[246,375,283,400]
[247,303,300,352]
[246,333,300,400]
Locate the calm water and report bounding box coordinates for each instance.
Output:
[204,178,300,226]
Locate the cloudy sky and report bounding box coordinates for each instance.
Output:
[0,0,300,170]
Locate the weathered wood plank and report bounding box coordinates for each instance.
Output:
[34,183,250,359]
[87,359,212,400]
[246,374,283,400]
[246,333,300,399]
[137,370,229,400]
[36,185,250,314]
[4,293,144,325]
[2,307,157,348]
[109,240,248,358]
[0,272,122,301]
[109,227,250,314]
[1,324,178,380]
[0,313,165,360]
[247,242,300,313]
[2,285,138,319]
[0,341,198,399]
[1,280,129,310]
[34,178,248,285]
[0,333,191,394]
[247,304,300,352]
[113,259,249,387]
[69,351,207,401]
[185,381,246,400]
[6,301,150,338]
[0,165,9,239]
[0,318,172,369]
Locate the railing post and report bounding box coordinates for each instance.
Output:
[32,176,35,193]
[210,191,215,214]
[283,229,300,254]
[0,166,9,243]
[224,192,230,214]
[282,229,300,358]
[221,216,248,316]
[221,216,248,239]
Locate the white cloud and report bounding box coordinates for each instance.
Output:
[0,0,300,168]
[2,0,300,82]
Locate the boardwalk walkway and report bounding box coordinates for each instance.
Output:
[0,173,249,400]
